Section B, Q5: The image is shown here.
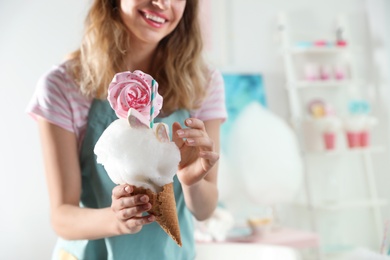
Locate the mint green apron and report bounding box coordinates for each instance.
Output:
[52,99,195,260]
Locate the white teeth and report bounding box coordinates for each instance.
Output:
[145,13,165,24]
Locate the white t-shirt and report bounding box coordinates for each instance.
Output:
[27,62,227,146]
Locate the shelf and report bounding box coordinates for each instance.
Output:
[304,146,386,157]
[295,199,388,211]
[322,244,359,256]
[286,80,353,89]
[280,14,385,254]
[285,46,351,55]
[221,227,320,249]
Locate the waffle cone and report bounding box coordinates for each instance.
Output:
[132,183,182,246]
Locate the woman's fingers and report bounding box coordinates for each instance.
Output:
[122,215,156,234]
[118,202,152,220]
[127,215,156,227]
[111,184,155,222]
[112,187,150,209]
[184,118,205,130]
[111,185,156,234]
[174,118,214,151]
[172,122,185,149]
[112,184,132,199]
[185,136,214,150]
[199,150,220,162]
[115,194,150,210]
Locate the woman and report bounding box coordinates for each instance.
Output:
[27,0,227,259]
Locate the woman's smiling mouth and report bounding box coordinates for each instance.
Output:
[141,11,167,26]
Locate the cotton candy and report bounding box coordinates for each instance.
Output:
[94,118,180,193]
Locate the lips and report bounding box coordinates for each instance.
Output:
[141,11,168,27]
[145,13,166,23]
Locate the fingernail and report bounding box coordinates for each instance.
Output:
[141,195,149,202]
[187,139,194,144]
[186,119,192,125]
[125,186,132,193]
[143,204,151,210]
[177,130,184,137]
[148,216,155,222]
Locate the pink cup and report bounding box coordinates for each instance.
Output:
[323,132,336,150]
[359,131,370,147]
[346,132,360,148]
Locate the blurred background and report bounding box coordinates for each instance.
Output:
[1,0,390,259]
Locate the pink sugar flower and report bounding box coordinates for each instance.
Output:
[108,70,163,121]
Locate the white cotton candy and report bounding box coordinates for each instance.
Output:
[94,119,181,193]
[228,102,303,206]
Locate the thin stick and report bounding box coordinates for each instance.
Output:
[150,79,155,128]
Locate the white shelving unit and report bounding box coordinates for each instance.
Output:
[277,13,387,256]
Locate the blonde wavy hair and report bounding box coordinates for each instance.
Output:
[66,0,207,114]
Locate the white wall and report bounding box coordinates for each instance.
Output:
[1,0,389,259]
[0,1,87,259]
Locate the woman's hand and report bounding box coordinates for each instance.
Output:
[111,184,156,235]
[172,118,220,186]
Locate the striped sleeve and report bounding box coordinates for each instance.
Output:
[191,68,228,122]
[26,65,91,139]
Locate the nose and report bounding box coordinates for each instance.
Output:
[151,0,170,10]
